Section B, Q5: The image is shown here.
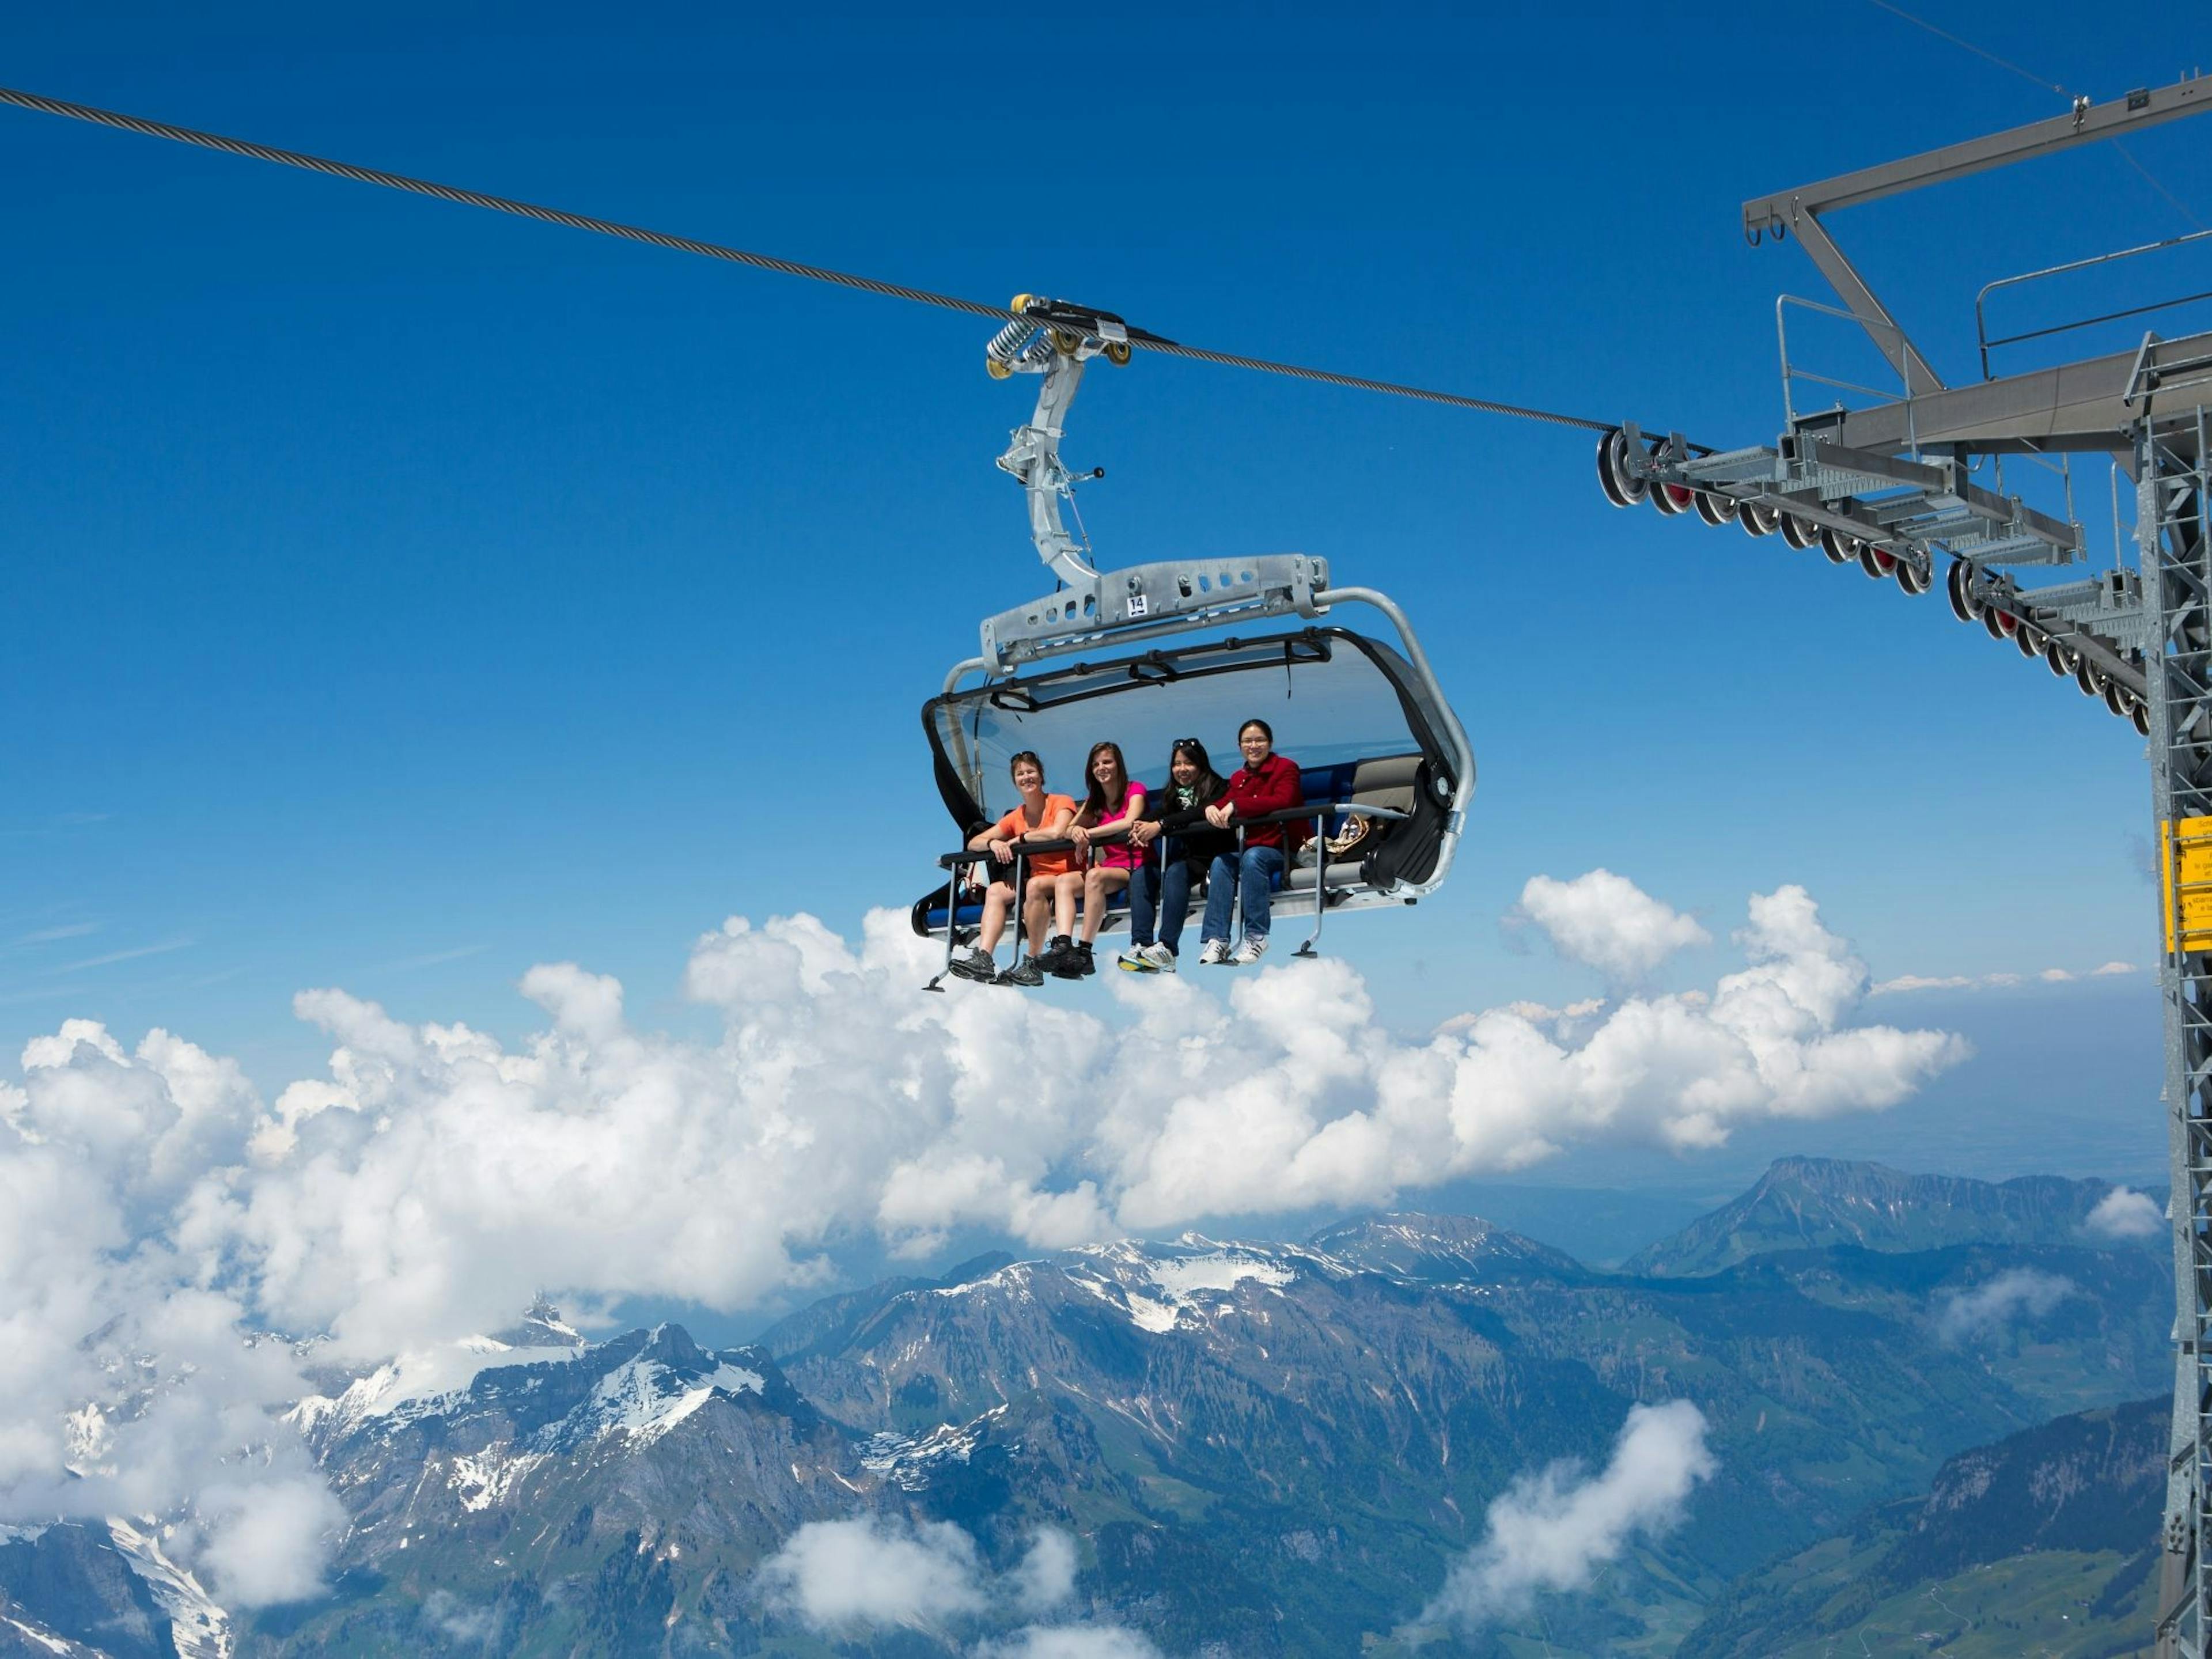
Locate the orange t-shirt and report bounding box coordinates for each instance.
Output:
[987,794,1078,878]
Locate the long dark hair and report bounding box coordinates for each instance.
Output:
[1078,741,1132,822]
[1165,738,1224,805]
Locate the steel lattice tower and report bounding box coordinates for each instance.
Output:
[1609,76,2212,1654]
[2152,402,2212,1654]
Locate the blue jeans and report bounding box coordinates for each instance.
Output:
[1202,845,1285,945]
[1127,853,1195,952]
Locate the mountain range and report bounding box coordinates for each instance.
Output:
[0,1157,2174,1657]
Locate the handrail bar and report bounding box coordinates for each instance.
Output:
[1230,802,1411,828]
[1776,293,1913,447]
[1976,226,2212,379]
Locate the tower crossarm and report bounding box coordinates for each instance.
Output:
[1745,73,2210,399]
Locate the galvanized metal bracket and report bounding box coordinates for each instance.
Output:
[979,554,1331,673]
[984,296,1137,588]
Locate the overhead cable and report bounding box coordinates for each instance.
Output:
[0,84,1616,434]
[1859,11,2206,244]
[1862,0,2070,99]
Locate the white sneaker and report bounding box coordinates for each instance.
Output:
[1143,942,1179,974]
[1229,937,1270,966]
[1198,938,1232,967]
[1116,946,1157,974]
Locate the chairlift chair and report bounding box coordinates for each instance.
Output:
[911,298,1475,983]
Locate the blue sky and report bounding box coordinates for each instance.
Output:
[2,2,2203,1175]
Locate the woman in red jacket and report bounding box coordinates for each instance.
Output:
[1196,718,1307,965]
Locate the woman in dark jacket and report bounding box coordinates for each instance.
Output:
[1117,738,1232,973]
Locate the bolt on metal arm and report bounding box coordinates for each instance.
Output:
[985,294,1134,586]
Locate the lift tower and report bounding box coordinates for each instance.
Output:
[1608,74,2212,1652]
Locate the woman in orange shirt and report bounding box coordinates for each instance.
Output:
[947,751,1078,988]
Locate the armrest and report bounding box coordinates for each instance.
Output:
[937,838,1081,871]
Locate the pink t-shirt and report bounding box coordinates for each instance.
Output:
[1092,783,1149,870]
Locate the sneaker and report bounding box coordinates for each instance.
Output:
[1143,942,1177,973]
[1036,934,1077,975]
[1198,938,1232,967]
[1229,936,1270,966]
[996,955,1045,988]
[1117,945,1159,974]
[946,946,997,983]
[1074,942,1096,978]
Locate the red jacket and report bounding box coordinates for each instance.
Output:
[1222,752,1308,852]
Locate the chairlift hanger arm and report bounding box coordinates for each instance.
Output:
[1743,71,2211,402]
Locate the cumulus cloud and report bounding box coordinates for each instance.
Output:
[1010,1527,1079,1612]
[1517,870,1710,981]
[88,882,1960,1358]
[760,1516,986,1631]
[1414,1400,1715,1632]
[1936,1268,2078,1342]
[0,875,1964,1608]
[759,1518,1101,1647]
[2086,1188,2164,1241]
[0,1023,332,1607]
[981,1626,1164,1659]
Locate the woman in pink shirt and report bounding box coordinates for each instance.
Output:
[1043,741,1147,979]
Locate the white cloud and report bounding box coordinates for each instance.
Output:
[1518,870,1709,981]
[1414,1400,1715,1631]
[0,877,1964,1607]
[759,1516,985,1631]
[1871,960,2140,995]
[188,1474,348,1605]
[759,1518,1094,1643]
[0,1024,327,1607]
[1011,1528,1079,1613]
[1936,1268,2078,1342]
[982,1627,1164,1659]
[2086,1188,2163,1241]
[123,885,1959,1357]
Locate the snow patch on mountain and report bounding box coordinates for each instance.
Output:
[108,1516,233,1659]
[1150,1253,1296,1298]
[1125,1294,1181,1334]
[1,1613,74,1654]
[446,1448,551,1513]
[930,1262,1037,1299]
[586,1357,764,1446]
[861,1408,1005,1491]
[1058,1242,1302,1334]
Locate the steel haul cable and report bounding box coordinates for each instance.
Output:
[0,83,1618,434]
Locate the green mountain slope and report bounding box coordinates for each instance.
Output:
[1625,1157,2138,1277]
[1680,1396,2167,1658]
